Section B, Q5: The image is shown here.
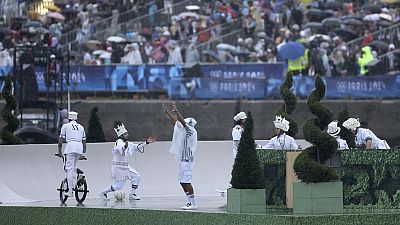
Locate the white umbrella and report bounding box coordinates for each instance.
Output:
[185,5,200,11]
[106,36,126,43]
[178,12,199,19]
[99,52,111,59]
[93,50,107,55]
[363,14,380,21]
[379,13,393,22]
[217,43,237,51]
[308,34,331,42]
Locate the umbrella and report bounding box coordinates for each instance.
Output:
[62,9,79,15]
[322,18,341,29]
[324,2,341,10]
[186,5,200,11]
[307,34,331,43]
[47,12,65,21]
[377,20,393,27]
[278,41,306,60]
[86,40,102,50]
[343,18,363,26]
[303,22,323,29]
[100,52,111,59]
[178,12,199,19]
[35,27,49,34]
[45,5,61,12]
[232,51,251,57]
[322,9,336,17]
[23,21,43,28]
[379,13,393,22]
[106,36,126,43]
[93,50,107,55]
[333,28,358,41]
[362,4,382,14]
[0,27,17,35]
[307,9,330,22]
[363,14,380,22]
[217,43,236,51]
[369,41,389,51]
[202,50,220,62]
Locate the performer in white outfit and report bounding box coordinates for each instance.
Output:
[56,111,87,197]
[343,118,390,149]
[162,103,198,210]
[232,112,247,159]
[99,121,156,200]
[327,121,349,150]
[263,116,298,150]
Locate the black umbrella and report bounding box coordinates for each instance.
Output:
[307,9,330,22]
[322,18,341,29]
[333,28,358,41]
[304,22,323,29]
[343,18,363,26]
[62,9,79,15]
[323,2,341,10]
[362,4,382,14]
[91,11,112,18]
[377,20,393,27]
[322,9,336,17]
[369,41,389,52]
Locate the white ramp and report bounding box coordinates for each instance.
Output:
[0,140,311,203]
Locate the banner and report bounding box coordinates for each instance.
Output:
[2,64,396,99]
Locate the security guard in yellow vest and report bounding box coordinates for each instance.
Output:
[357,46,374,76]
[288,48,309,76]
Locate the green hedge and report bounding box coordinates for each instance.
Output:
[2,206,400,225]
[258,149,400,208]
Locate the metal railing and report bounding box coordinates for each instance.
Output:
[61,0,195,51]
[340,24,400,52]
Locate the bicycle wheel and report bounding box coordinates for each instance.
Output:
[58,179,68,203]
[74,178,88,203]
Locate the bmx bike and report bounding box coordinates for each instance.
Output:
[55,154,89,203]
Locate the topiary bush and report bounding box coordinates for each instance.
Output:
[1,75,23,144]
[293,75,337,183]
[276,71,298,137]
[337,105,356,148]
[231,112,265,189]
[86,107,106,142]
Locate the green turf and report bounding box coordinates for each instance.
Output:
[2,206,400,225]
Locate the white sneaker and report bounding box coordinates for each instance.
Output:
[129,194,140,200]
[181,203,197,210]
[98,192,109,201]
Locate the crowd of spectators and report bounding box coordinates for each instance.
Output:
[0,0,399,77]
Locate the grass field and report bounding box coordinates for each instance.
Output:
[3,206,400,225]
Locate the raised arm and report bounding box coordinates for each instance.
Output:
[162,103,177,125]
[172,102,186,128]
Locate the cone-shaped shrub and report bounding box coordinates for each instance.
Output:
[87,107,106,142]
[231,112,265,189]
[276,71,298,137]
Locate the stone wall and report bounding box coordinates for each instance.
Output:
[1,100,399,146]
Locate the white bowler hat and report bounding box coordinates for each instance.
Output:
[68,111,78,120]
[234,112,247,121]
[327,121,341,136]
[342,118,360,130]
[273,115,290,132]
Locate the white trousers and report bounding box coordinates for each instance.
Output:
[103,167,140,194]
[64,153,81,193]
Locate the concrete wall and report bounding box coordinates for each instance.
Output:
[1,100,399,146]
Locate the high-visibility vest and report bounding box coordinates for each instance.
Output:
[288,57,303,71]
[301,49,309,70]
[358,46,374,75]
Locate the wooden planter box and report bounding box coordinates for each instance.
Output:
[293,181,343,215]
[227,188,266,214]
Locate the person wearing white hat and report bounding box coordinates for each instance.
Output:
[162,102,198,210]
[56,111,87,198]
[232,112,247,159]
[99,121,156,201]
[343,118,390,149]
[262,116,298,150]
[327,121,349,150]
